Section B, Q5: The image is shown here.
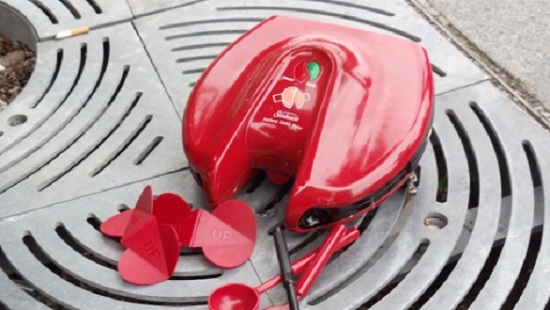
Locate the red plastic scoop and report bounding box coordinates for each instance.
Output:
[208,227,359,310]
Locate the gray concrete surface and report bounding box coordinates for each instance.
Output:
[2,0,550,309]
[416,0,550,110]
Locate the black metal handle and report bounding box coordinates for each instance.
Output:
[273,226,300,310]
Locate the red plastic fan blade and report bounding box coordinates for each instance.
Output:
[195,200,257,268]
[100,210,132,237]
[118,223,179,285]
[173,209,201,247]
[99,185,154,238]
[135,185,153,212]
[158,224,180,275]
[152,193,195,246]
[120,210,156,248]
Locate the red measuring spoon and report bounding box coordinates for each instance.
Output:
[208,227,359,310]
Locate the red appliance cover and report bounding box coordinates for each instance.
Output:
[183,16,434,232]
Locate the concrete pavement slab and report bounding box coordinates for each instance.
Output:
[417,0,550,111]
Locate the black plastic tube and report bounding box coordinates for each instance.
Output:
[273,226,300,310]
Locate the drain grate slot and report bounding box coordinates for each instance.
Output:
[523,141,542,188]
[55,224,118,270]
[447,110,480,209]
[86,214,102,232]
[57,0,81,19]
[182,67,206,75]
[91,113,152,177]
[175,55,217,63]
[470,102,511,197]
[217,6,421,42]
[457,241,504,308]
[0,44,91,173]
[32,63,129,190]
[171,42,231,52]
[500,142,544,309]
[27,39,109,191]
[160,17,264,29]
[502,230,543,309]
[84,0,102,14]
[430,129,448,203]
[298,0,395,16]
[0,245,70,309]
[431,64,447,78]
[0,44,87,194]
[408,259,459,309]
[166,29,247,41]
[133,136,163,165]
[27,0,58,24]
[22,232,207,306]
[31,49,63,109]
[39,87,141,189]
[362,240,431,308]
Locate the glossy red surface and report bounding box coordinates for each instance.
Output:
[296,224,346,297]
[209,283,260,310]
[207,227,360,310]
[183,16,434,232]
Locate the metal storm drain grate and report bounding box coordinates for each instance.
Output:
[0,22,185,217]
[133,0,486,117]
[1,0,550,309]
[1,0,131,40]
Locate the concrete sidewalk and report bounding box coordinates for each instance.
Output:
[412,0,550,124]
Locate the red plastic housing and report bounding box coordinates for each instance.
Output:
[183,16,434,232]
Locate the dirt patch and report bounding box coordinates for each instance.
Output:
[0,33,36,111]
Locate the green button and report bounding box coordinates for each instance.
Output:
[307,61,320,81]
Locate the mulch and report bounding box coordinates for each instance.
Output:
[0,33,36,110]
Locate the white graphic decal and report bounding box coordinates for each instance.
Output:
[272,86,310,109]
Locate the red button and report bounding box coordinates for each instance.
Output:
[293,62,309,82]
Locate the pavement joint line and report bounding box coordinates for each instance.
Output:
[0,167,189,223]
[434,79,488,98]
[130,21,182,120]
[125,0,135,17]
[408,0,550,132]
[128,0,206,19]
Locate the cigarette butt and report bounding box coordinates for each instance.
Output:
[55,27,90,39]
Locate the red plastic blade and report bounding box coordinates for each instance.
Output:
[120,210,156,248]
[100,210,132,237]
[152,193,192,225]
[118,222,179,285]
[135,185,153,212]
[99,185,154,238]
[198,200,257,268]
[152,193,195,246]
[159,224,180,277]
[174,209,202,247]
